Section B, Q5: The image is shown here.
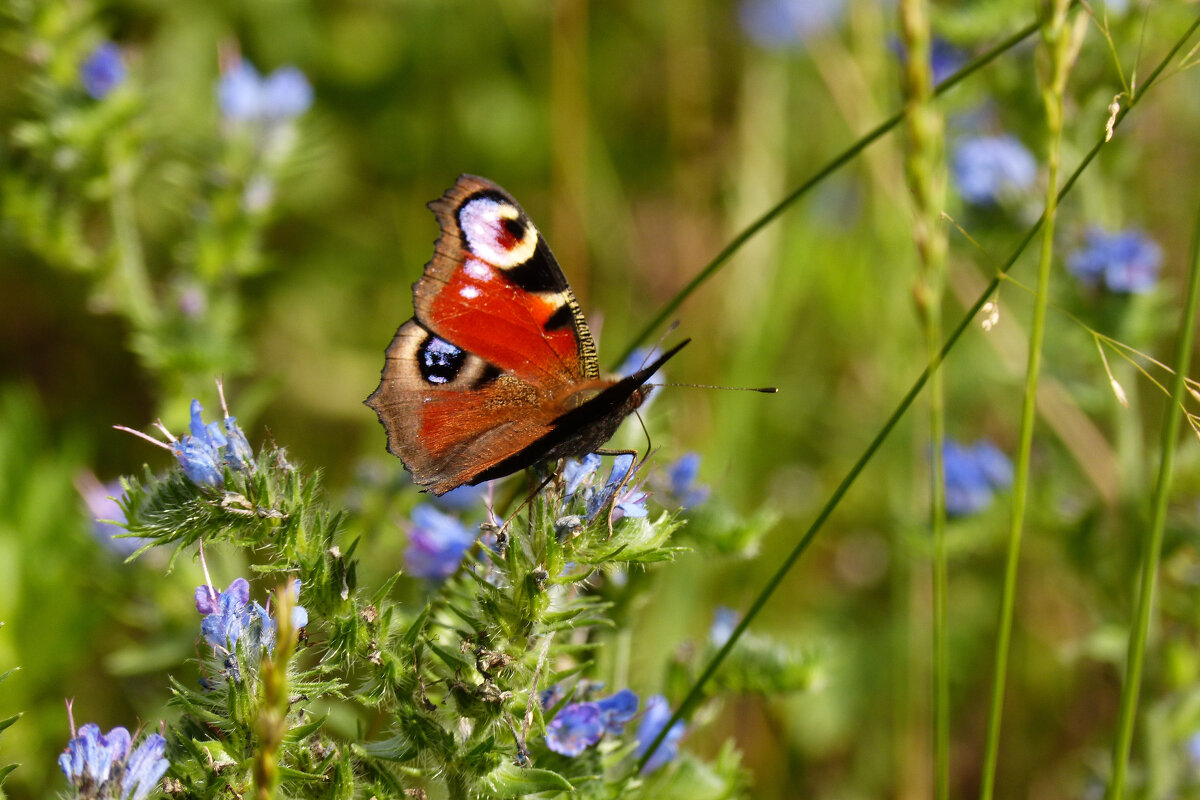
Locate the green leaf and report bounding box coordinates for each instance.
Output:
[0,714,20,734]
[480,762,572,795]
[428,640,473,672]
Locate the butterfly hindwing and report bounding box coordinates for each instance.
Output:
[365,320,565,494]
[417,175,600,385]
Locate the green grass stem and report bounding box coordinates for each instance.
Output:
[978,5,1076,798]
[611,16,1042,370]
[1106,125,1200,800]
[632,15,1200,775]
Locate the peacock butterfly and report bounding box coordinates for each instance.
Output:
[365,175,687,495]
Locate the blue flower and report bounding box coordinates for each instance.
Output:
[172,434,223,487]
[260,66,314,119]
[739,0,845,48]
[404,504,477,580]
[665,452,710,508]
[952,135,1037,206]
[942,439,1012,517]
[218,60,312,124]
[635,695,686,773]
[120,734,169,800]
[59,722,169,800]
[222,417,254,471]
[585,454,648,522]
[196,577,297,657]
[195,577,249,616]
[59,722,129,790]
[1067,227,1162,294]
[563,453,603,498]
[169,399,254,486]
[200,582,253,648]
[545,702,605,756]
[595,688,639,734]
[710,606,741,647]
[80,42,125,100]
[544,689,638,756]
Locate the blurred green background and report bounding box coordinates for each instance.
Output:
[5,0,1200,797]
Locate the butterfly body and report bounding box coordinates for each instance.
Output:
[366,175,685,495]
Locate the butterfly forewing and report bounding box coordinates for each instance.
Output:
[418,175,600,384]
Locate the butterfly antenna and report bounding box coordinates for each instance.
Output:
[651,382,779,393]
[638,320,683,370]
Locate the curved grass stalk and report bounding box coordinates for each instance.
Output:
[1107,139,1200,800]
[633,15,1200,777]
[611,17,1042,369]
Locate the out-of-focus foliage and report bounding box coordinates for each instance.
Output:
[3,0,1200,798]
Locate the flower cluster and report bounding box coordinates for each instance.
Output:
[563,453,649,523]
[942,439,1013,517]
[1067,227,1162,294]
[543,687,639,756]
[59,723,168,800]
[172,400,254,487]
[119,394,254,489]
[952,134,1037,206]
[540,685,686,773]
[196,577,307,657]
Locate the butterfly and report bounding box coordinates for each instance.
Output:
[365,175,686,495]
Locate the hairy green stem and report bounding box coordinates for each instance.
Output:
[898,0,950,794]
[979,4,1076,797]
[1107,125,1200,800]
[255,583,297,800]
[632,16,1200,775]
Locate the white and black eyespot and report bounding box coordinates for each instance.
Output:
[418,335,466,385]
[458,195,539,268]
